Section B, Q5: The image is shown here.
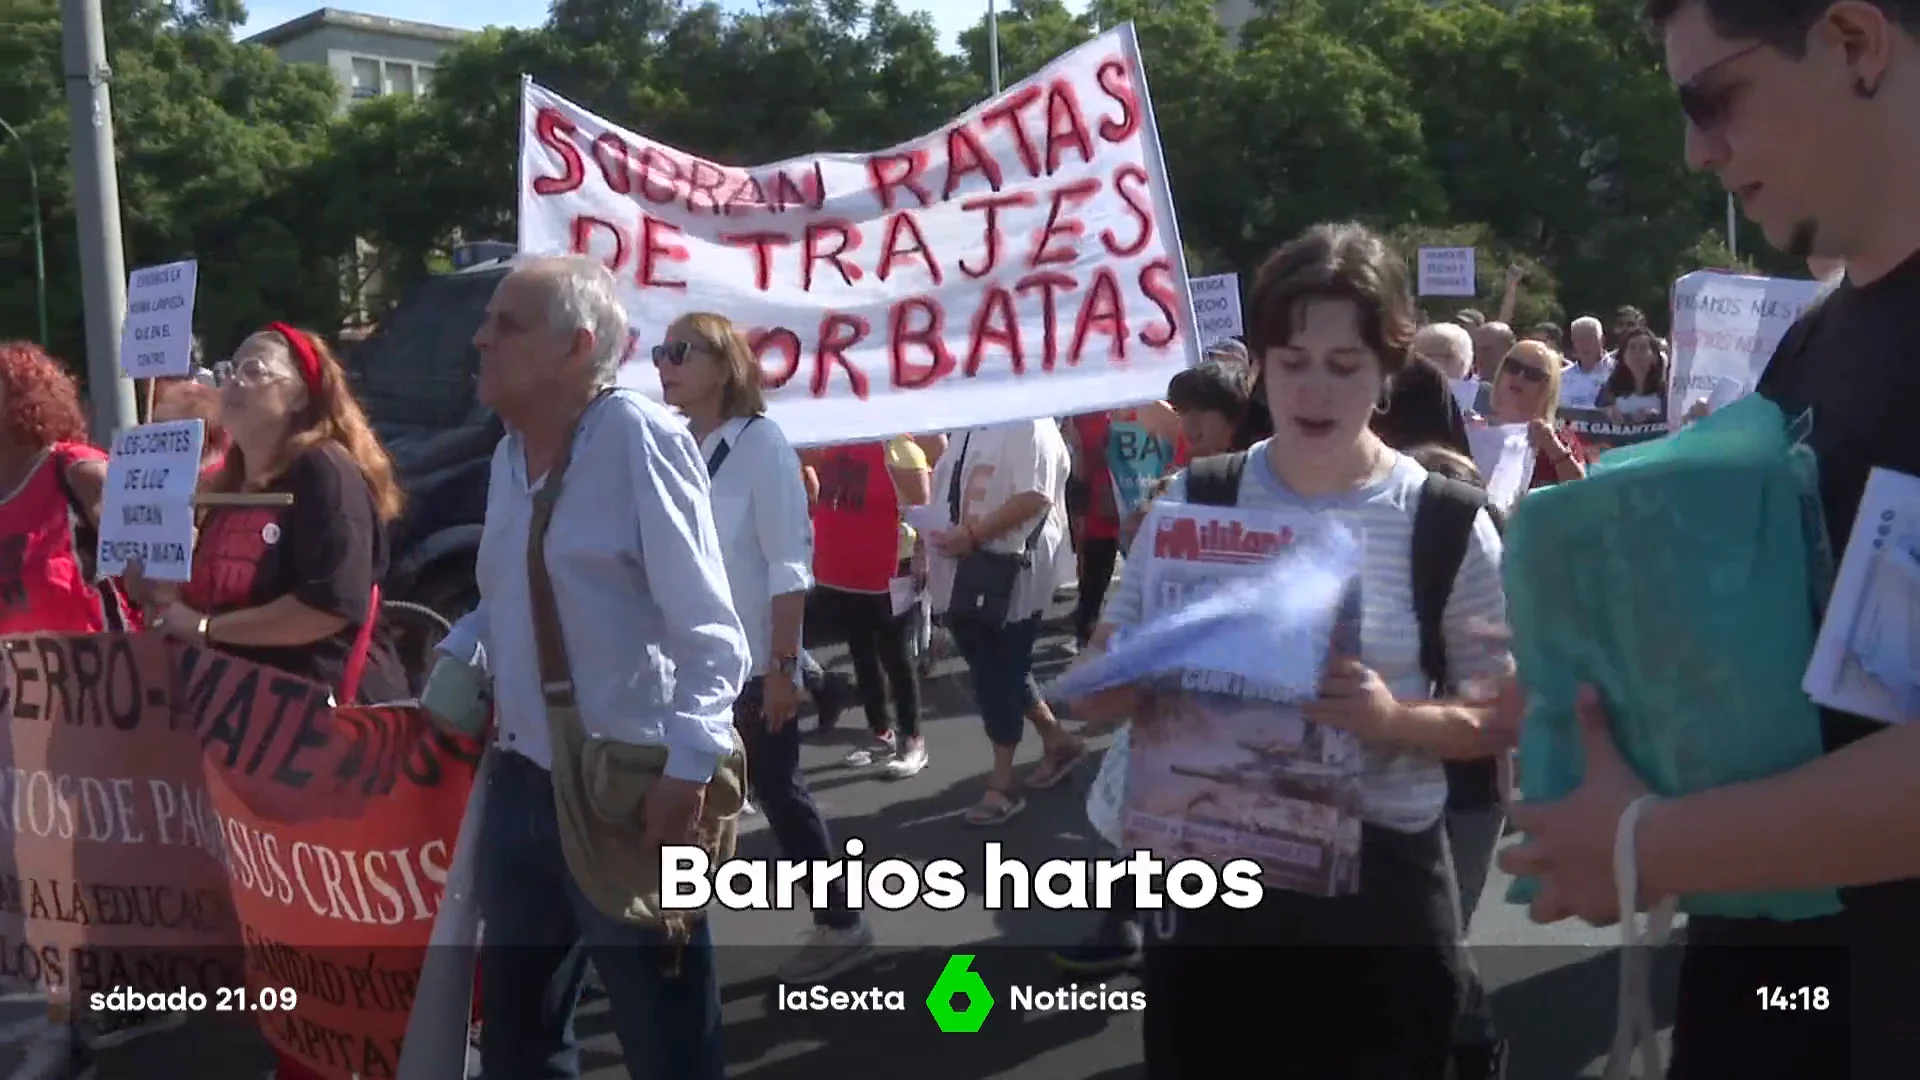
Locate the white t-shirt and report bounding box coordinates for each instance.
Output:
[1559,356,1614,409]
[928,419,1072,622]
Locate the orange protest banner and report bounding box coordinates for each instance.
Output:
[0,632,481,1080]
[0,631,239,999]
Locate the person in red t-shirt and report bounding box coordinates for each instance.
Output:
[0,341,134,638]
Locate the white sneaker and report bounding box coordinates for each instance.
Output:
[843,734,895,766]
[776,922,876,985]
[883,740,928,778]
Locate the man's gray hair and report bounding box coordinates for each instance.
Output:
[1411,322,1473,378]
[1570,315,1603,339]
[520,255,631,384]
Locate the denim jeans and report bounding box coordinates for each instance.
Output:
[947,614,1043,746]
[477,750,723,1080]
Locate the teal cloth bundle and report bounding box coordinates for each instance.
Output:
[1503,394,1842,920]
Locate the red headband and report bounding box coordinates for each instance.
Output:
[265,322,325,398]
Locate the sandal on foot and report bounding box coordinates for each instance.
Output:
[964,788,1026,827]
[1025,741,1090,790]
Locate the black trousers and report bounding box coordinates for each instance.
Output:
[810,582,921,739]
[1141,822,1461,1080]
[1074,535,1120,645]
[1669,910,1920,1080]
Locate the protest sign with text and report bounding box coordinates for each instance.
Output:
[1667,270,1823,428]
[1418,247,1476,297]
[120,261,198,380]
[1558,407,1668,461]
[0,631,481,1080]
[518,24,1196,446]
[1188,273,1241,346]
[96,420,204,582]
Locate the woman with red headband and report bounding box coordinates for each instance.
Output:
[0,340,134,635]
[128,323,408,705]
[124,324,408,1080]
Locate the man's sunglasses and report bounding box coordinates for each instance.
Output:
[1677,41,1764,131]
[652,340,693,366]
[1501,359,1549,385]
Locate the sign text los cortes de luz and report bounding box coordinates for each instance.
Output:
[0,631,481,1080]
[517,24,1197,447]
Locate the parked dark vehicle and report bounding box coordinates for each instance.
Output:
[344,259,510,686]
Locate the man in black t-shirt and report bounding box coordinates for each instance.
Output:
[1501,3,1920,1079]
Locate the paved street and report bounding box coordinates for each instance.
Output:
[0,597,1679,1078]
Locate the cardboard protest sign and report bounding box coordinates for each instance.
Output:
[518,24,1196,446]
[0,632,481,1079]
[120,261,198,380]
[96,420,204,582]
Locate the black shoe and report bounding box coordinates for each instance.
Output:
[812,674,853,732]
[1050,917,1143,974]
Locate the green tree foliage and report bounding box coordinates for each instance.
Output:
[0,0,1780,361]
[0,0,342,371]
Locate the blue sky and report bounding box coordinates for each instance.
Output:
[236,0,995,54]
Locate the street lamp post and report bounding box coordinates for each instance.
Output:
[988,0,1002,96]
[0,116,50,349]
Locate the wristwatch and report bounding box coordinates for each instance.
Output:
[775,654,800,678]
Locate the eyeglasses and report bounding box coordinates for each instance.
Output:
[652,341,693,366]
[1677,41,1765,131]
[1501,360,1549,385]
[209,356,287,387]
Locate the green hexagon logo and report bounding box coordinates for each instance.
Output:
[925,953,995,1033]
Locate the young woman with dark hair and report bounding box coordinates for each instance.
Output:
[1071,223,1512,1078]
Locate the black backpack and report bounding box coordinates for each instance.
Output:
[1182,451,1497,808]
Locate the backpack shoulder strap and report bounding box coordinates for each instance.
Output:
[1411,473,1485,695]
[1182,450,1249,507]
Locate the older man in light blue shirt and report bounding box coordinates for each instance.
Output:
[439,255,746,1080]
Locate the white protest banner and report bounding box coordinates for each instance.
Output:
[1417,247,1475,297]
[518,24,1196,446]
[119,260,198,380]
[1189,273,1241,345]
[1667,270,1823,429]
[97,420,204,582]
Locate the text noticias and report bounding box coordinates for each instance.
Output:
[661,839,1263,911]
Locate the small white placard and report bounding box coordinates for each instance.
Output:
[96,419,205,582]
[119,260,199,379]
[1418,246,1477,297]
[1188,273,1243,346]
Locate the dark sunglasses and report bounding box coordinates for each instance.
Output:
[1677,41,1765,131]
[1501,359,1549,385]
[651,340,693,366]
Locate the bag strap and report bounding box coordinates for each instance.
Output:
[1411,473,1486,695]
[703,415,760,477]
[528,390,614,709]
[1183,450,1249,507]
[338,584,380,704]
[944,431,971,523]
